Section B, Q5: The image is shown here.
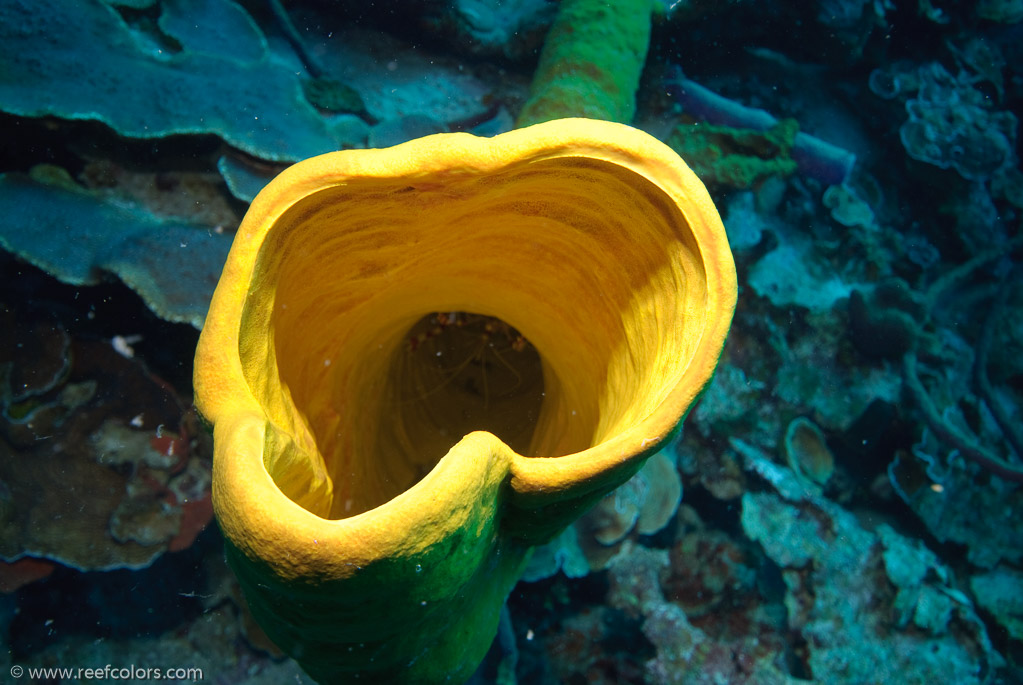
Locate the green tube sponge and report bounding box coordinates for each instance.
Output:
[516,0,655,127]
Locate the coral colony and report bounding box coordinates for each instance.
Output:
[1,0,1021,683]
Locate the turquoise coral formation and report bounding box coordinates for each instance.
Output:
[0,0,339,161]
[0,171,231,328]
[899,63,1018,181]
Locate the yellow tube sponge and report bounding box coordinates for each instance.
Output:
[193,118,736,683]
